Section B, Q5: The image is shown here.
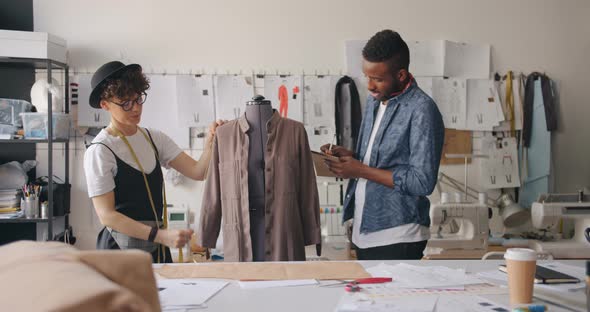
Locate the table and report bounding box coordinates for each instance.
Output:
[155,260,587,312]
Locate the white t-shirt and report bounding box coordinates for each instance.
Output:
[84,127,183,198]
[352,102,430,249]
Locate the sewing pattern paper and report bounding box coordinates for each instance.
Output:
[264,75,303,122]
[176,75,215,128]
[214,75,254,120]
[142,74,190,149]
[432,78,467,130]
[303,75,339,127]
[480,136,520,189]
[465,79,504,131]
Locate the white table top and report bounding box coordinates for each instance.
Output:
[155,260,587,312]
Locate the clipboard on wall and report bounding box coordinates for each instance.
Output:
[311,151,339,177]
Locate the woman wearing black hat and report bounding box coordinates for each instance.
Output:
[83,61,223,263]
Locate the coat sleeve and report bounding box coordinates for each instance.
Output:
[299,125,322,246]
[197,136,222,248]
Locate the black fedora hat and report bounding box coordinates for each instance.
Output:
[89,61,141,109]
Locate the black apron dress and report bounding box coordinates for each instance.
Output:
[93,129,171,263]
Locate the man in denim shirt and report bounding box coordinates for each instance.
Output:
[322,30,444,260]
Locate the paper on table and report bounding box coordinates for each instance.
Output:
[155,261,370,280]
[335,293,438,312]
[157,279,228,307]
[238,279,318,289]
[311,150,339,177]
[366,263,483,289]
[435,295,509,312]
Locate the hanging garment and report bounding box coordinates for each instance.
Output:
[518,78,552,208]
[198,111,321,262]
[335,76,362,151]
[522,72,557,147]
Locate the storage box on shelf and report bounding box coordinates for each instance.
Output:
[0,30,66,63]
[0,98,32,127]
[21,112,70,140]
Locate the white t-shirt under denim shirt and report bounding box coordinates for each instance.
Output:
[84,127,183,198]
[352,102,430,249]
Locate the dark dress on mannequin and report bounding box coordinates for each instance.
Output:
[245,98,274,261]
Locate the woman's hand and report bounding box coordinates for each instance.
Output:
[156,229,194,248]
[206,120,226,147]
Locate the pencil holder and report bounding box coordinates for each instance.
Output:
[22,197,39,219]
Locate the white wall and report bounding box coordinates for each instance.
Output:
[33,0,590,249]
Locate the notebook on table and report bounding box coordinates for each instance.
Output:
[499,264,580,284]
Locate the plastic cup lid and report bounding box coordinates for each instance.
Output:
[504,248,537,261]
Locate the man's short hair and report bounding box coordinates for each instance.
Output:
[362,30,410,71]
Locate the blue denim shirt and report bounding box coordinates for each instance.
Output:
[342,80,445,234]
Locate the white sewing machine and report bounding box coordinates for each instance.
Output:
[427,202,489,253]
[529,192,590,259]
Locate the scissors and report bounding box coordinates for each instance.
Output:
[321,277,393,292]
[346,277,392,292]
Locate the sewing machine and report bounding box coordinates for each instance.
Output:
[529,192,590,259]
[428,202,489,252]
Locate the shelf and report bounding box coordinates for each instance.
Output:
[0,217,54,224]
[0,139,69,144]
[0,57,67,70]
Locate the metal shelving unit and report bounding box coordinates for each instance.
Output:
[0,57,70,241]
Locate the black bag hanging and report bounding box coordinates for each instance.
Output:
[335,76,362,151]
[34,175,71,217]
[522,72,557,148]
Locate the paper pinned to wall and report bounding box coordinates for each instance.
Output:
[344,40,367,79]
[432,78,467,130]
[408,40,446,77]
[480,136,520,189]
[141,74,190,149]
[465,79,504,131]
[305,125,335,154]
[415,77,434,98]
[214,75,254,120]
[303,75,339,127]
[176,74,215,128]
[264,75,303,122]
[445,41,491,79]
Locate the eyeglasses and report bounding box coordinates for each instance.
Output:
[107,92,147,111]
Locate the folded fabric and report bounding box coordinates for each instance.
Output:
[0,241,160,312]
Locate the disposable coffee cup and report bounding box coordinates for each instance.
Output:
[504,248,537,305]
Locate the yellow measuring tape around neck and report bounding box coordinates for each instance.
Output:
[110,124,170,263]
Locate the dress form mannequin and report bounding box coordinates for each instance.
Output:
[245,95,274,261]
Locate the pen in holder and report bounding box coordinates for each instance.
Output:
[22,196,39,219]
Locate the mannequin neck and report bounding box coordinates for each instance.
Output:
[245,104,273,128]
